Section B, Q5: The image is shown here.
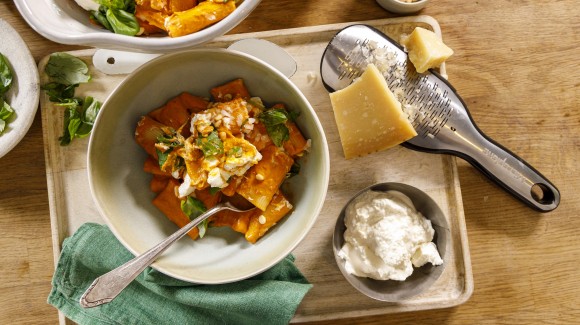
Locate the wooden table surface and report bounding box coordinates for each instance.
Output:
[1,0,578,324]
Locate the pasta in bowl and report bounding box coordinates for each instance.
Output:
[88,49,329,283]
[135,79,309,244]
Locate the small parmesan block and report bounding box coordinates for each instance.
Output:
[329,64,417,159]
[400,27,453,73]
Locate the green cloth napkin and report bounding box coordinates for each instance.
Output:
[48,223,312,325]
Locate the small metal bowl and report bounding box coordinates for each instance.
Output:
[332,182,449,301]
[376,0,430,14]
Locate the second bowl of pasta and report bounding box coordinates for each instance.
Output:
[87,48,329,283]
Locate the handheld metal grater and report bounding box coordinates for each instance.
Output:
[320,24,559,212]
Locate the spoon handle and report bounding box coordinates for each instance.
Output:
[79,203,226,308]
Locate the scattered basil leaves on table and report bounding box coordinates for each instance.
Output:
[0,53,14,135]
[41,53,102,146]
[90,0,140,36]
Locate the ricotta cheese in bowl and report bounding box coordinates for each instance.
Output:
[333,182,449,301]
[338,190,443,281]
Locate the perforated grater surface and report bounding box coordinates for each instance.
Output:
[320,24,559,212]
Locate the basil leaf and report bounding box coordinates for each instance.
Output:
[57,96,102,145]
[196,131,224,157]
[265,123,289,147]
[124,0,136,13]
[59,106,80,146]
[259,109,288,126]
[75,97,101,138]
[67,116,82,141]
[197,219,210,238]
[209,187,221,195]
[0,100,14,120]
[288,109,300,122]
[106,9,140,36]
[82,96,100,124]
[259,108,293,147]
[156,149,171,168]
[97,0,126,9]
[45,53,91,85]
[180,197,208,238]
[0,100,14,134]
[54,98,82,109]
[0,53,13,96]
[41,82,79,102]
[90,10,113,32]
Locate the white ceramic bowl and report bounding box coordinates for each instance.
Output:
[14,0,261,53]
[333,182,448,301]
[87,49,329,284]
[0,19,39,159]
[376,0,429,14]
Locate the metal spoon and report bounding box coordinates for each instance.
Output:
[79,202,254,308]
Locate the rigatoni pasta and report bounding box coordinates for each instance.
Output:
[135,79,310,243]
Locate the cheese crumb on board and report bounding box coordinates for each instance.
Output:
[329,64,417,159]
[400,27,453,73]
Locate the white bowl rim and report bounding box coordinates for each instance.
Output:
[13,0,262,52]
[87,48,330,283]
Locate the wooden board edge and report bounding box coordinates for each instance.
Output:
[38,53,70,325]
[214,15,447,77]
[38,16,467,323]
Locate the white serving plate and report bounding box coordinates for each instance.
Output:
[14,0,261,53]
[0,19,40,159]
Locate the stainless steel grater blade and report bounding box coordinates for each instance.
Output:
[320,24,560,212]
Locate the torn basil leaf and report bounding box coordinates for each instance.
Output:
[196,131,224,157]
[44,53,91,85]
[42,53,102,146]
[0,100,14,134]
[258,108,293,147]
[58,96,101,145]
[156,149,171,168]
[41,83,79,103]
[91,1,139,36]
[180,196,209,238]
[105,8,140,36]
[265,123,289,147]
[90,10,113,32]
[259,108,288,126]
[0,53,13,96]
[0,53,14,135]
[97,0,128,10]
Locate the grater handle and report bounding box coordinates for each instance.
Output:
[433,130,560,212]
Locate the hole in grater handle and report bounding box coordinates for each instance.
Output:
[531,183,556,205]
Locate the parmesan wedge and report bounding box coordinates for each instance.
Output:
[329,64,417,159]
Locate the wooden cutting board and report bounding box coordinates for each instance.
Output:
[39,16,472,323]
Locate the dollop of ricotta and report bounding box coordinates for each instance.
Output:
[338,190,443,281]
